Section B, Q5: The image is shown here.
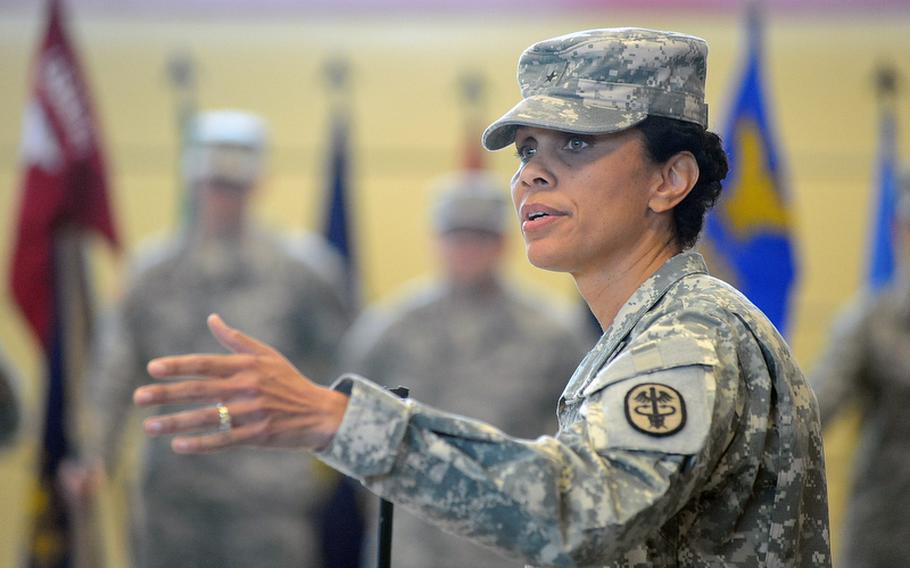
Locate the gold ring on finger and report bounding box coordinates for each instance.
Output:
[216,403,232,432]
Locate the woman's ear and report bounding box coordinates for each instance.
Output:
[648,151,699,214]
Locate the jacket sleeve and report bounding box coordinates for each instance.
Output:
[317,318,742,567]
[82,302,145,470]
[807,295,872,426]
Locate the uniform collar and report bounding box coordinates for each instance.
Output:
[441,276,505,302]
[561,250,709,402]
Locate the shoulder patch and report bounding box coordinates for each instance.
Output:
[624,382,686,437]
[582,366,715,455]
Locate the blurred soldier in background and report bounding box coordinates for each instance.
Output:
[80,110,353,568]
[810,172,910,567]
[0,347,21,449]
[342,172,590,568]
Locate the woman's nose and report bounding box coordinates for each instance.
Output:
[515,155,554,190]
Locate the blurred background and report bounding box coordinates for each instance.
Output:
[1,0,909,566]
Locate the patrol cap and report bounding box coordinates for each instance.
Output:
[431,172,509,235]
[482,27,709,151]
[185,110,267,187]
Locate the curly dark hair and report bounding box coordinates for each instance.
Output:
[634,116,729,250]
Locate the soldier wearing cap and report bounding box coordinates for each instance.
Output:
[135,29,831,567]
[810,172,910,567]
[344,172,589,567]
[82,110,353,568]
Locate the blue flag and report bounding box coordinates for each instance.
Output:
[322,114,358,304]
[317,107,365,568]
[706,10,796,334]
[866,105,898,291]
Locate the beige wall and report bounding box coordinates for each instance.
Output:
[1,5,909,566]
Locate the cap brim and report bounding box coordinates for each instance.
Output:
[482,95,648,151]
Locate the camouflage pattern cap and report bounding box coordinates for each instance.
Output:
[482,28,709,151]
[431,171,509,235]
[185,110,267,186]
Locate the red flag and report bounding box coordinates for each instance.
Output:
[9,2,117,566]
[11,0,118,350]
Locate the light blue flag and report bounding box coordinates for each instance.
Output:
[705,8,796,334]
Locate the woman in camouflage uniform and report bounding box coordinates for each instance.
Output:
[134,28,830,567]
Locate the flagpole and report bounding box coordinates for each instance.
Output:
[56,226,102,568]
[377,386,409,568]
[166,51,198,225]
[323,56,358,303]
[875,64,898,109]
[457,70,486,171]
[316,56,368,568]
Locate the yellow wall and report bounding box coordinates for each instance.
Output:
[1,5,909,566]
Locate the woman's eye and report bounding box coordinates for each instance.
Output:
[564,137,589,152]
[515,146,537,162]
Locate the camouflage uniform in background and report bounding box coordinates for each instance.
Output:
[319,252,831,566]
[86,228,351,568]
[810,286,910,567]
[0,347,21,448]
[343,277,590,567]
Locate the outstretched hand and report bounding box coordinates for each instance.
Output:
[134,314,349,454]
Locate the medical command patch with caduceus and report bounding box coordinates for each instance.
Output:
[624,383,686,437]
[578,335,717,456]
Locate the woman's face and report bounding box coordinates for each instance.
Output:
[510,126,664,275]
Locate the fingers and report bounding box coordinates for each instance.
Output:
[170,421,264,454]
[134,377,243,406]
[147,353,253,380]
[143,399,259,435]
[208,314,276,357]
[143,401,282,454]
[143,405,224,435]
[143,401,263,453]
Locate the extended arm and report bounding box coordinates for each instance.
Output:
[136,314,731,566]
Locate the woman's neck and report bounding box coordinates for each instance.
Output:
[574,239,680,331]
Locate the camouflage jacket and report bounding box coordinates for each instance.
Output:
[342,277,590,567]
[85,228,352,567]
[809,284,910,566]
[318,251,831,567]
